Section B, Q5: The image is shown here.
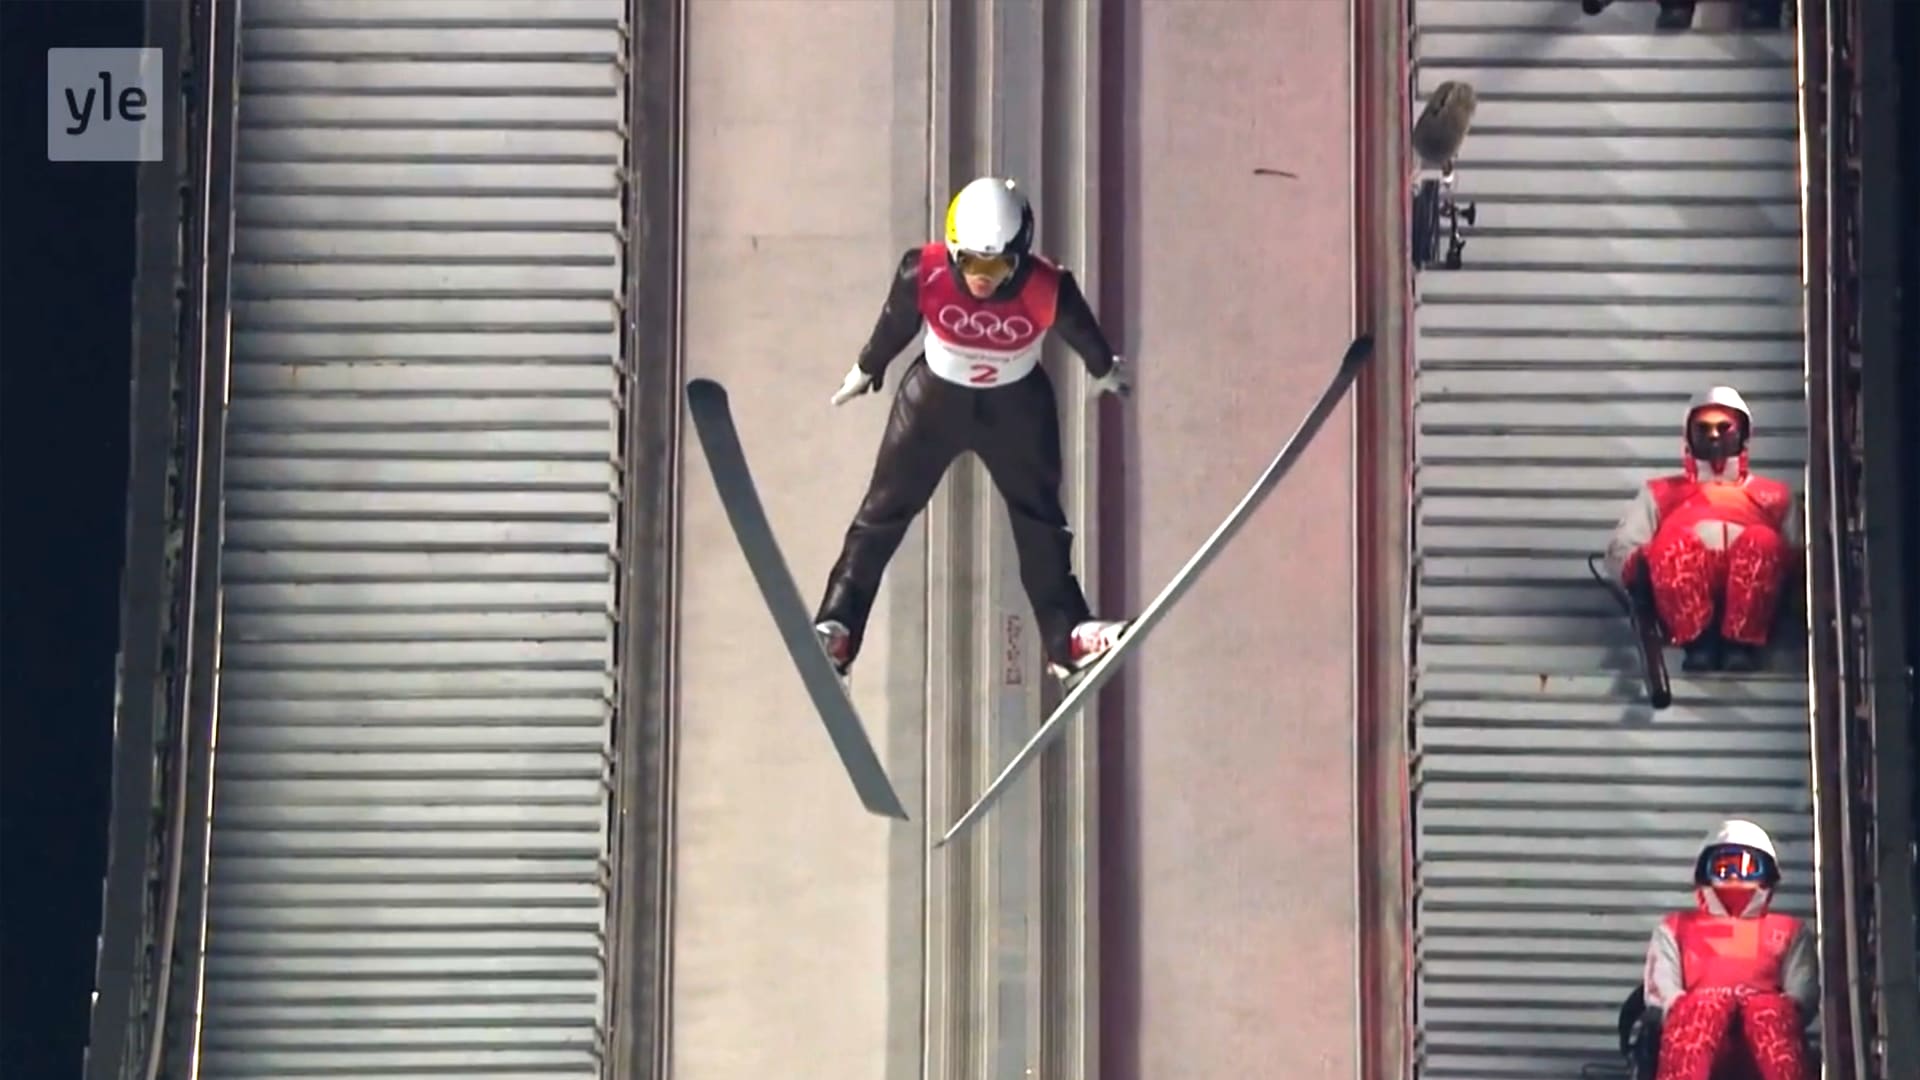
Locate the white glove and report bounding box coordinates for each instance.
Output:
[830,363,877,406]
[1091,356,1131,399]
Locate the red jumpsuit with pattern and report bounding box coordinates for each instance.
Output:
[1637,470,1794,646]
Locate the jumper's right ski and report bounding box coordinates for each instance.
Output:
[934,335,1377,849]
[685,378,909,820]
[1587,554,1673,711]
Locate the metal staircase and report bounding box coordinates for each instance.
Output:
[1406,2,1814,1075]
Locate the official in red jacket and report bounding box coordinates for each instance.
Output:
[1605,386,1801,673]
[1642,820,1817,1080]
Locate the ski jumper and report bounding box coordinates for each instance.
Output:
[1605,390,1800,647]
[1643,897,1817,1080]
[815,243,1119,669]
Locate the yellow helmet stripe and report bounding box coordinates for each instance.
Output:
[944,190,962,245]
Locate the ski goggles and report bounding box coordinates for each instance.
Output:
[955,250,1018,283]
[1704,846,1774,883]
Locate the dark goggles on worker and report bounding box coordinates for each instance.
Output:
[1703,845,1775,883]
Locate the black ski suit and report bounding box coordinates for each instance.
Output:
[815,247,1120,668]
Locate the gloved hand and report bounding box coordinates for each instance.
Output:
[1091,356,1131,399]
[830,363,877,406]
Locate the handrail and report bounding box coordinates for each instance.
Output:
[1820,1,1874,1075]
[1795,1,1864,1077]
[1351,3,1414,1080]
[82,1,239,1076]
[1827,0,1917,1074]
[1850,0,1920,1074]
[603,0,688,1077]
[150,0,240,1074]
[83,0,190,1073]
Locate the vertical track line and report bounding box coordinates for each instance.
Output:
[922,6,969,1075]
[1039,1,1102,1075]
[923,0,1103,1073]
[1092,3,1135,1075]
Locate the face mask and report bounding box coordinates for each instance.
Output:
[1712,883,1759,916]
[1688,407,1745,469]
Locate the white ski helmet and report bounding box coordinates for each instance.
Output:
[1686,385,1754,439]
[1692,818,1781,886]
[1683,384,1755,480]
[945,176,1035,263]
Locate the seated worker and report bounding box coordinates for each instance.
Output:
[1642,820,1818,1080]
[1605,386,1801,673]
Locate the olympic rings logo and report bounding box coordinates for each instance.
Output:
[937,305,1034,346]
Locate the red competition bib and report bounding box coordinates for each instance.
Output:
[915,242,1061,387]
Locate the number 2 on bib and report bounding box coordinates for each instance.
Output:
[969,363,998,386]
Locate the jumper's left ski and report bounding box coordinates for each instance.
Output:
[685,378,909,820]
[935,334,1376,849]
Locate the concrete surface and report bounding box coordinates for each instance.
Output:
[672,1,1363,1076]
[1100,3,1361,1078]
[670,3,930,1078]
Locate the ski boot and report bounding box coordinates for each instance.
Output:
[1741,0,1784,29]
[1655,0,1695,30]
[1681,631,1723,673]
[815,620,854,680]
[1047,620,1130,685]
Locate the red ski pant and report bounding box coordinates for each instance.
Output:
[1654,988,1810,1080]
[1643,523,1789,646]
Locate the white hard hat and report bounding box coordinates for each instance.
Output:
[945,177,1034,260]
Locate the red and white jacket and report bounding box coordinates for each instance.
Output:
[1643,887,1819,1017]
[1642,821,1819,1019]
